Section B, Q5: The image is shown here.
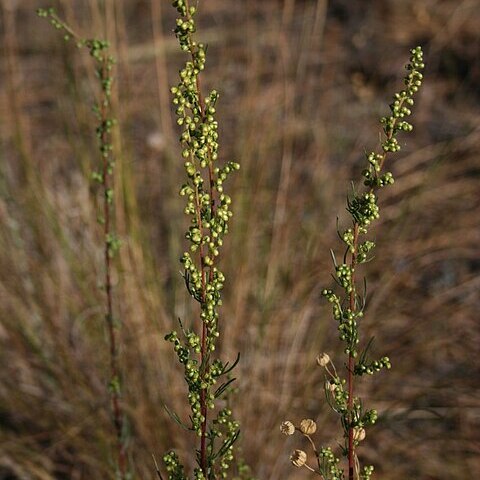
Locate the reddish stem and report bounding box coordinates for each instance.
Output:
[344,69,416,479]
[347,223,359,480]
[192,179,208,475]
[100,55,126,479]
[190,41,217,480]
[190,114,212,478]
[183,4,218,474]
[195,73,211,480]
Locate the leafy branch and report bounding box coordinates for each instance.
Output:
[162,1,243,479]
[281,47,425,480]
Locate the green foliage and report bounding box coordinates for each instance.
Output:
[282,47,425,479]
[164,1,242,479]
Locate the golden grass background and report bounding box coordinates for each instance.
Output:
[0,0,479,478]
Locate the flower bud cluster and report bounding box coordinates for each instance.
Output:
[283,48,424,479]
[354,356,391,376]
[361,465,375,480]
[322,290,363,355]
[363,161,395,188]
[362,409,378,426]
[341,227,377,261]
[318,447,343,480]
[172,1,198,51]
[347,192,380,228]
[163,451,187,480]
[381,48,423,151]
[325,377,348,414]
[193,469,205,480]
[335,47,424,360]
[323,47,423,477]
[106,233,121,259]
[335,264,354,292]
[37,7,71,40]
[211,407,239,477]
[345,402,380,444]
[165,2,241,478]
[357,240,376,264]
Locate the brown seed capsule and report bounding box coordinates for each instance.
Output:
[316,353,330,367]
[299,418,317,435]
[326,380,337,392]
[353,427,366,442]
[280,420,295,436]
[290,449,307,467]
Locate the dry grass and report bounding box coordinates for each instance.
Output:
[0,0,479,479]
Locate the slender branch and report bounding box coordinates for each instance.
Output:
[347,223,358,480]
[282,46,424,480]
[37,8,127,478]
[303,463,323,476]
[304,433,322,472]
[165,2,242,478]
[184,63,210,479]
[345,57,422,480]
[184,102,209,472]
[100,52,126,480]
[184,2,218,472]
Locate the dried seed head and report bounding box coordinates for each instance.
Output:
[280,421,295,436]
[316,353,330,367]
[326,380,337,392]
[299,418,317,435]
[353,427,366,442]
[290,449,307,468]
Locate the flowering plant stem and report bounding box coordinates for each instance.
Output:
[162,1,242,479]
[37,8,126,478]
[344,53,422,479]
[282,47,425,480]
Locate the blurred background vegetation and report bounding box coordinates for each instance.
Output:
[0,0,479,479]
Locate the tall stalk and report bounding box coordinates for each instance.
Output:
[162,1,242,479]
[37,9,126,478]
[282,47,425,480]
